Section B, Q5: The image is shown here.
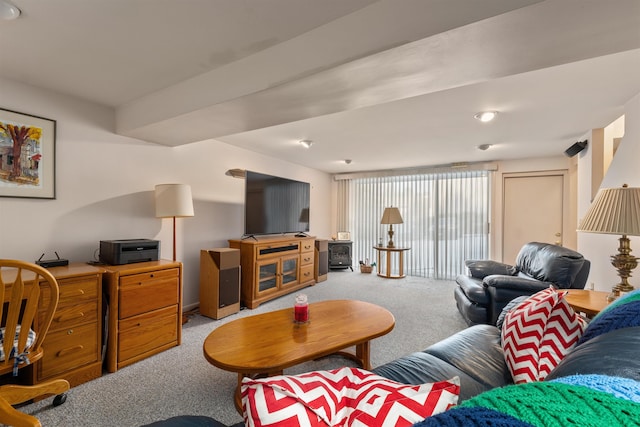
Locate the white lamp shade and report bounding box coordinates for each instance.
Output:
[381,207,403,224]
[155,184,194,218]
[578,185,640,236]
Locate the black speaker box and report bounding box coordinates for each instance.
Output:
[564,140,588,157]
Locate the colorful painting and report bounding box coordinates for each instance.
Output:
[0,108,56,199]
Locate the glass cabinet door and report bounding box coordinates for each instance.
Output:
[280,255,299,288]
[257,261,278,293]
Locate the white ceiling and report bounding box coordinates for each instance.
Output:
[1,0,639,174]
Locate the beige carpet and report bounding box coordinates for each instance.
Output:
[23,270,467,426]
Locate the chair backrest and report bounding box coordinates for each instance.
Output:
[0,259,60,375]
[515,242,588,289]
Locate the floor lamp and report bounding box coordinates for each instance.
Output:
[155,184,194,261]
[578,184,640,301]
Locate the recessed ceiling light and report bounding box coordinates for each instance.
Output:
[299,140,313,148]
[0,0,21,20]
[344,159,352,164]
[477,144,493,151]
[474,111,498,123]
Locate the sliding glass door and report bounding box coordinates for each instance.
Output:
[337,170,490,280]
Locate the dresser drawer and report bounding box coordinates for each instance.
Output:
[300,240,314,254]
[41,301,97,331]
[39,322,99,380]
[119,269,179,318]
[300,251,314,266]
[300,264,314,283]
[41,276,99,308]
[118,306,178,362]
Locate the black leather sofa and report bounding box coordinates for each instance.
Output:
[454,242,590,326]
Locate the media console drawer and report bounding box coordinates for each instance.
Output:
[255,241,300,259]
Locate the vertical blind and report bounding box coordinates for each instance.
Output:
[337,170,491,280]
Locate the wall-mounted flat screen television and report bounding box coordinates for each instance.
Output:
[244,170,310,236]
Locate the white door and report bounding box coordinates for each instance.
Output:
[502,173,565,265]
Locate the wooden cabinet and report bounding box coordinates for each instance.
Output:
[229,236,316,309]
[102,260,182,373]
[0,263,105,388]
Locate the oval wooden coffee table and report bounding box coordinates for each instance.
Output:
[203,299,395,412]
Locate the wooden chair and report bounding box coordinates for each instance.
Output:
[0,260,70,427]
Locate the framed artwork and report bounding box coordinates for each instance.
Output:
[337,231,351,241]
[0,108,56,199]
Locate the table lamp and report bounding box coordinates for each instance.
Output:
[577,184,640,301]
[380,207,403,248]
[155,184,194,261]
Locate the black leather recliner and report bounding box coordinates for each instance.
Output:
[454,242,590,326]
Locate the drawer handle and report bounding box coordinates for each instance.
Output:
[303,257,311,262]
[56,312,85,323]
[57,345,84,357]
[61,289,85,297]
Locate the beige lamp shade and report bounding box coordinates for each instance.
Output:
[380,207,403,225]
[578,184,640,236]
[155,184,194,218]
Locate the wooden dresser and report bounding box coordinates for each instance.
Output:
[229,235,316,309]
[102,260,182,373]
[0,263,105,388]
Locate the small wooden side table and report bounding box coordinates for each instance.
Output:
[374,246,410,279]
[564,289,610,318]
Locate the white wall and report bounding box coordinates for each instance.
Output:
[0,78,332,309]
[577,92,640,291]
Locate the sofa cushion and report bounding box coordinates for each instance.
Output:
[514,242,585,288]
[577,289,640,346]
[241,367,459,427]
[501,287,587,383]
[545,326,640,382]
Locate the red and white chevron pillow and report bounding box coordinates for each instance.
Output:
[501,287,587,384]
[241,367,459,426]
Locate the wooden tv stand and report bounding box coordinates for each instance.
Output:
[229,235,316,309]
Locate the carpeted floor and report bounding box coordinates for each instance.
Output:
[21,270,467,426]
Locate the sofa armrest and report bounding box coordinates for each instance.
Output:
[483,275,553,292]
[465,260,517,279]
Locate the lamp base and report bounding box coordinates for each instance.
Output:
[387,226,395,248]
[607,234,638,301]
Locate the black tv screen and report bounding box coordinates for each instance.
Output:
[244,171,310,236]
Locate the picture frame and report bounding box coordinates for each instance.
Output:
[0,108,56,199]
[337,231,351,241]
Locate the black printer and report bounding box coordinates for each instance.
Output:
[99,239,160,265]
